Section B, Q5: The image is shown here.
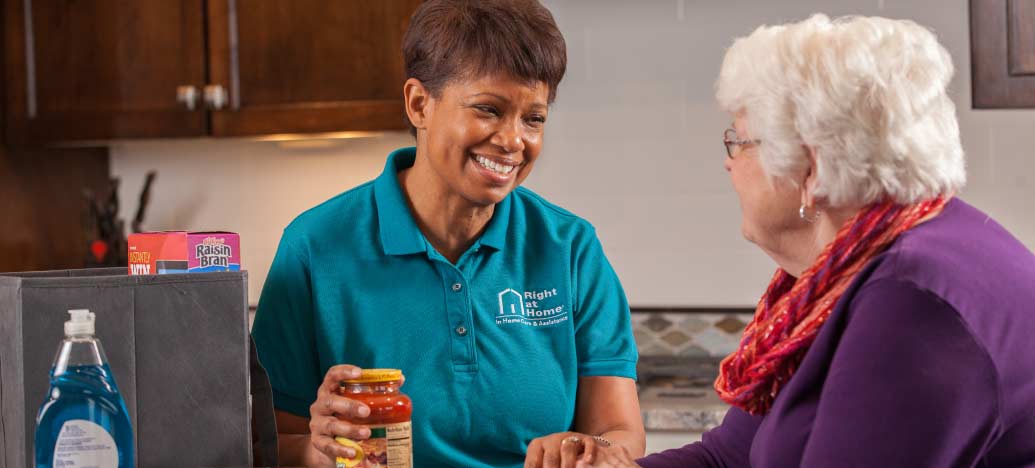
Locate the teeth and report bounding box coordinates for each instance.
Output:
[475,155,516,175]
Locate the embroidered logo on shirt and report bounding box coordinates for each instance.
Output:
[496,288,569,327]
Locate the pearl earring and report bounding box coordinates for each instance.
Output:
[799,204,820,222]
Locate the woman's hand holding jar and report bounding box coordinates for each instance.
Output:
[311,367,413,468]
[305,365,374,467]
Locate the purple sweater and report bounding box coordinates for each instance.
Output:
[639,199,1035,467]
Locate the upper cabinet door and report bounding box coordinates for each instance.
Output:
[207,0,422,137]
[4,0,209,144]
[971,0,1035,108]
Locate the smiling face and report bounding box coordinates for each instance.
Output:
[410,73,549,207]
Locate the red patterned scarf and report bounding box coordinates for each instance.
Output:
[715,196,948,415]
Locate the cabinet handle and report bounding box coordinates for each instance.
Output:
[176,85,199,110]
[204,84,229,110]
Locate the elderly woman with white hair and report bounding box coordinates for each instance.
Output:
[577,14,1035,468]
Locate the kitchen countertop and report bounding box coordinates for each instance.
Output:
[637,356,730,432]
[639,385,729,432]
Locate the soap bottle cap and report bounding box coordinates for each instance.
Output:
[65,309,95,336]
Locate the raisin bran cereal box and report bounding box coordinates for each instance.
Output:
[128,231,241,275]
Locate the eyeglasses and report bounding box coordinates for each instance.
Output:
[723,128,761,159]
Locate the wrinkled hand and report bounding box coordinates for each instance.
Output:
[575,444,641,468]
[525,432,601,468]
[304,365,372,467]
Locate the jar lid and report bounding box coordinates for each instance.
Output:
[343,368,403,384]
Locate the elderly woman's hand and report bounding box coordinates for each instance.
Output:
[304,364,373,467]
[575,444,641,468]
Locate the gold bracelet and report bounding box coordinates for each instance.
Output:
[592,435,614,447]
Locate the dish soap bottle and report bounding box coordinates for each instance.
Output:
[34,309,134,468]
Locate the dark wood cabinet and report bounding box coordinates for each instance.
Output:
[0,147,111,272]
[4,1,208,143]
[4,0,419,144]
[971,0,1035,108]
[208,0,419,136]
[0,0,115,272]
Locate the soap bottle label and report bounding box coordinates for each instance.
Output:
[53,419,119,468]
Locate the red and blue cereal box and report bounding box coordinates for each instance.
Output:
[127,231,241,275]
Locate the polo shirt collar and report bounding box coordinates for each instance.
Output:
[374,148,426,256]
[479,191,510,251]
[373,147,513,256]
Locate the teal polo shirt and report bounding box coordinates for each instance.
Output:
[252,147,637,468]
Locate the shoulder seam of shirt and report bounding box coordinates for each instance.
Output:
[514,186,592,226]
[280,235,311,269]
[281,180,376,253]
[291,179,377,224]
[855,276,1005,431]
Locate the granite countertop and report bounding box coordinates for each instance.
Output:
[637,356,730,432]
[639,385,729,432]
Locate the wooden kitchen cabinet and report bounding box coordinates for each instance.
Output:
[208,0,420,136]
[0,0,115,272]
[4,0,419,145]
[0,146,111,272]
[971,0,1035,108]
[4,1,209,143]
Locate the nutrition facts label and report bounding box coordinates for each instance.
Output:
[384,422,412,467]
[356,421,412,468]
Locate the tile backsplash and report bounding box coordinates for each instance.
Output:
[632,308,753,358]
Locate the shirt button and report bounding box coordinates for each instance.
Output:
[455,325,468,336]
[451,283,463,292]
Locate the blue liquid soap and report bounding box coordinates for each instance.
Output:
[35,309,134,468]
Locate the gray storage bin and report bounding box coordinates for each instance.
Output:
[0,268,255,468]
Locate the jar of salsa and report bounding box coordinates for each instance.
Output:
[334,369,413,468]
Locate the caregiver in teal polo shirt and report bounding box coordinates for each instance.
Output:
[252,1,644,467]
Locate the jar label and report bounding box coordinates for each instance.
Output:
[53,419,119,468]
[356,421,412,468]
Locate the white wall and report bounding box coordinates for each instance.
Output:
[113,0,1035,307]
[110,134,416,305]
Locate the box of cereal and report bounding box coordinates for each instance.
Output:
[128,231,241,275]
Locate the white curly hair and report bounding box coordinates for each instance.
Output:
[716,14,965,207]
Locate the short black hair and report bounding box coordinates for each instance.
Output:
[402,0,567,129]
